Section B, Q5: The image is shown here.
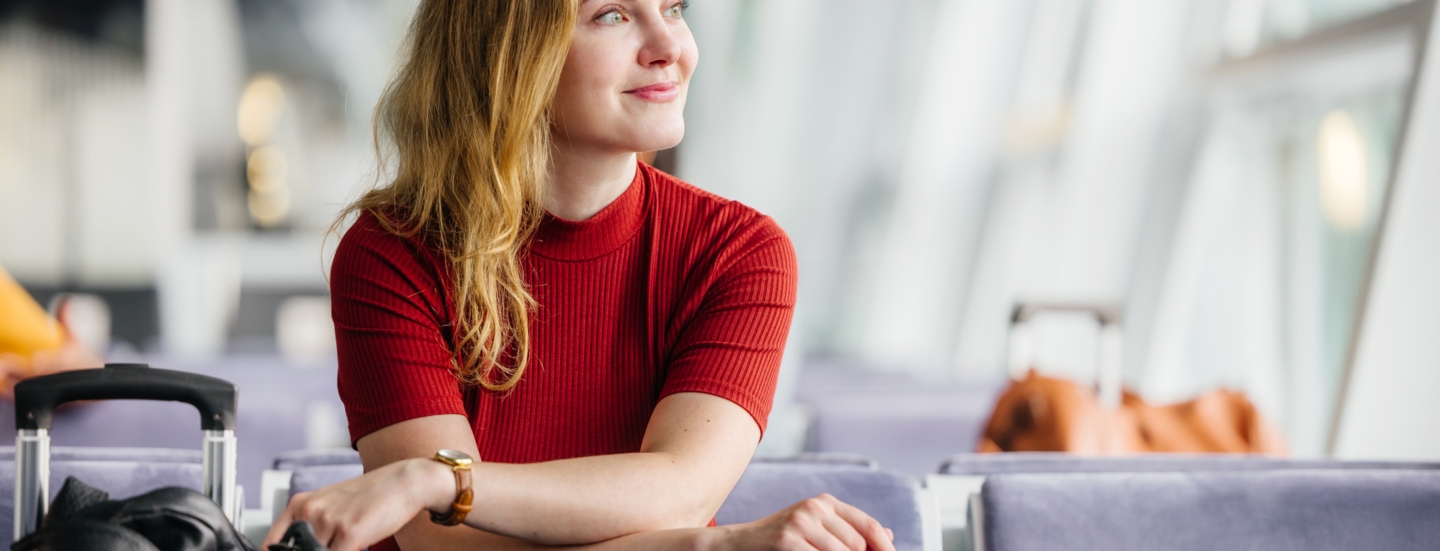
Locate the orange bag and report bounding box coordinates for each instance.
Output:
[978,370,1288,455]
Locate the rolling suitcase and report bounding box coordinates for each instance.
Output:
[12,363,240,540]
[984,302,1286,454]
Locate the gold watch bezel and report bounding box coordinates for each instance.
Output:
[434,449,474,468]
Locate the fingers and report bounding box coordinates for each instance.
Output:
[814,502,868,551]
[263,494,300,546]
[268,493,355,551]
[791,501,853,551]
[777,494,875,551]
[825,495,895,551]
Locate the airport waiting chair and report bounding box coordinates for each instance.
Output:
[718,460,928,551]
[798,361,1001,478]
[281,454,932,551]
[932,453,1440,551]
[0,446,205,543]
[272,448,361,471]
[938,452,1440,475]
[752,452,877,469]
[975,470,1440,551]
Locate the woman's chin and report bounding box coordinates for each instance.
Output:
[623,126,684,154]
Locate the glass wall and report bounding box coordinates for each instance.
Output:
[1141,0,1421,455]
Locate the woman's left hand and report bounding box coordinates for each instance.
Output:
[264,458,454,551]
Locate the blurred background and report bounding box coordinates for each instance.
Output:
[2,0,1439,499]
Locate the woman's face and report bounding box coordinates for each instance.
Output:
[552,0,698,154]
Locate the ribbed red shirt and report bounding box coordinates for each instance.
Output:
[331,159,796,474]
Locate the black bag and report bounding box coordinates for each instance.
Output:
[11,478,331,551]
[12,477,256,551]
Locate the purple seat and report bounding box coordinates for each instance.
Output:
[0,446,202,464]
[0,448,205,543]
[798,361,1001,477]
[273,448,361,471]
[940,452,1440,475]
[287,464,364,499]
[978,470,1440,551]
[717,461,925,551]
[753,452,876,469]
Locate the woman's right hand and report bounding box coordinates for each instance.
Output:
[711,494,896,551]
[264,457,455,551]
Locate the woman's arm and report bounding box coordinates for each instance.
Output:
[381,392,758,546]
[266,392,895,551]
[272,455,891,551]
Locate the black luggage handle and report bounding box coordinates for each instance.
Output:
[14,364,237,431]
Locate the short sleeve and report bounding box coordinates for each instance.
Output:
[658,217,798,434]
[331,213,466,446]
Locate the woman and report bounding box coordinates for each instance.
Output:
[267,1,895,550]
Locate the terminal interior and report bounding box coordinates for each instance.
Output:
[2,0,1440,549]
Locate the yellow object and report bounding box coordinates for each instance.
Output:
[0,265,64,361]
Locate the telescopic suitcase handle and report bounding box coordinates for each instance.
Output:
[1007,302,1124,409]
[14,363,236,431]
[12,364,241,540]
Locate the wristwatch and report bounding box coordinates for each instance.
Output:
[429,449,475,526]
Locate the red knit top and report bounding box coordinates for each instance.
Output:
[331,161,796,466]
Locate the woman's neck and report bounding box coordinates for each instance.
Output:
[545,143,637,221]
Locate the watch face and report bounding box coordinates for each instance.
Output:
[436,449,474,466]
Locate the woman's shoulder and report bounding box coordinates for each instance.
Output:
[640,164,795,282]
[332,208,448,290]
[641,164,790,248]
[337,209,417,259]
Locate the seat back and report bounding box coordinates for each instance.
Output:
[978,470,1440,551]
[287,464,364,500]
[0,447,204,543]
[717,462,926,551]
[799,363,1000,478]
[273,448,361,471]
[940,452,1440,475]
[752,452,877,469]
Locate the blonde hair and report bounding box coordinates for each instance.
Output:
[343,0,577,391]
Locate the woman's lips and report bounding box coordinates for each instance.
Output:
[624,81,679,102]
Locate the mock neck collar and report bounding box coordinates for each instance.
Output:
[528,162,648,261]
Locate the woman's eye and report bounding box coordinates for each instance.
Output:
[664,4,684,18]
[597,10,626,24]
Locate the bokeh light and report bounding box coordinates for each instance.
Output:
[237,74,285,147]
[1317,110,1370,230]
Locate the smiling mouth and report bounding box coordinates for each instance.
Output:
[624,81,680,102]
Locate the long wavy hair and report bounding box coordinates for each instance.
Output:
[341,0,577,391]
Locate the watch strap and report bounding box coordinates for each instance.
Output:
[430,454,474,526]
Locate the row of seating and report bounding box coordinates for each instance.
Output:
[2,446,1439,550]
[934,453,1440,551]
[1,358,1436,549]
[269,449,1440,551]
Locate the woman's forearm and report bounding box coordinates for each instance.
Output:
[405,452,726,544]
[392,515,722,551]
[271,454,894,551]
[374,396,759,546]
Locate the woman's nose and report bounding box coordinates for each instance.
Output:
[638,18,682,68]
